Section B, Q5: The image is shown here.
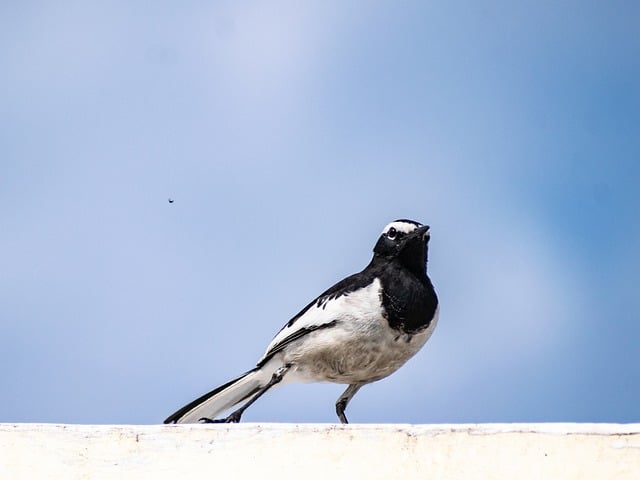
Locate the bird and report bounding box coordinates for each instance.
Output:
[164,219,438,424]
[168,198,174,204]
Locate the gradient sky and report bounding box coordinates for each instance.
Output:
[2,1,639,425]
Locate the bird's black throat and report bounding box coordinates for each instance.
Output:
[368,254,438,334]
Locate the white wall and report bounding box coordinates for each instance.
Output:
[1,423,639,479]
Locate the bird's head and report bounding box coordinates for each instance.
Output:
[373,219,431,275]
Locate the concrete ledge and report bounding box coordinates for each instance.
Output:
[1,423,639,479]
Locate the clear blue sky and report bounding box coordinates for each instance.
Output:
[2,1,639,424]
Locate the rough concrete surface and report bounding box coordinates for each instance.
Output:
[1,423,639,479]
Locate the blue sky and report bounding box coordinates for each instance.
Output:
[1,1,639,424]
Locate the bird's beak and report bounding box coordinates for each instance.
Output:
[404,225,430,244]
[415,225,430,239]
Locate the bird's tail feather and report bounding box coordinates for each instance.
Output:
[164,367,272,424]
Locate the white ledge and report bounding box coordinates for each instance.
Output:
[1,423,639,479]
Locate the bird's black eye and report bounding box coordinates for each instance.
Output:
[387,227,397,239]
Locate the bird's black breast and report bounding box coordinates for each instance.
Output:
[379,266,438,334]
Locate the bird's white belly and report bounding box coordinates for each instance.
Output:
[284,302,439,385]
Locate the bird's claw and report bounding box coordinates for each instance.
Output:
[198,412,242,424]
[198,417,220,423]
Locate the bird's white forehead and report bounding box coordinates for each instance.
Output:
[382,220,422,235]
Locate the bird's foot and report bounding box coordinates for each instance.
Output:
[224,411,243,423]
[336,401,349,424]
[198,411,242,424]
[198,417,222,423]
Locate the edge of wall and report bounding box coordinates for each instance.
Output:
[2,423,639,479]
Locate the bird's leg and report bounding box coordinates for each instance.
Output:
[335,384,362,424]
[199,365,291,424]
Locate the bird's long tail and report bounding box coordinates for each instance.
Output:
[164,365,275,424]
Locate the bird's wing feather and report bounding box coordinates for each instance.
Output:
[257,270,379,366]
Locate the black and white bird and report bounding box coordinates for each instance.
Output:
[165,219,438,424]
